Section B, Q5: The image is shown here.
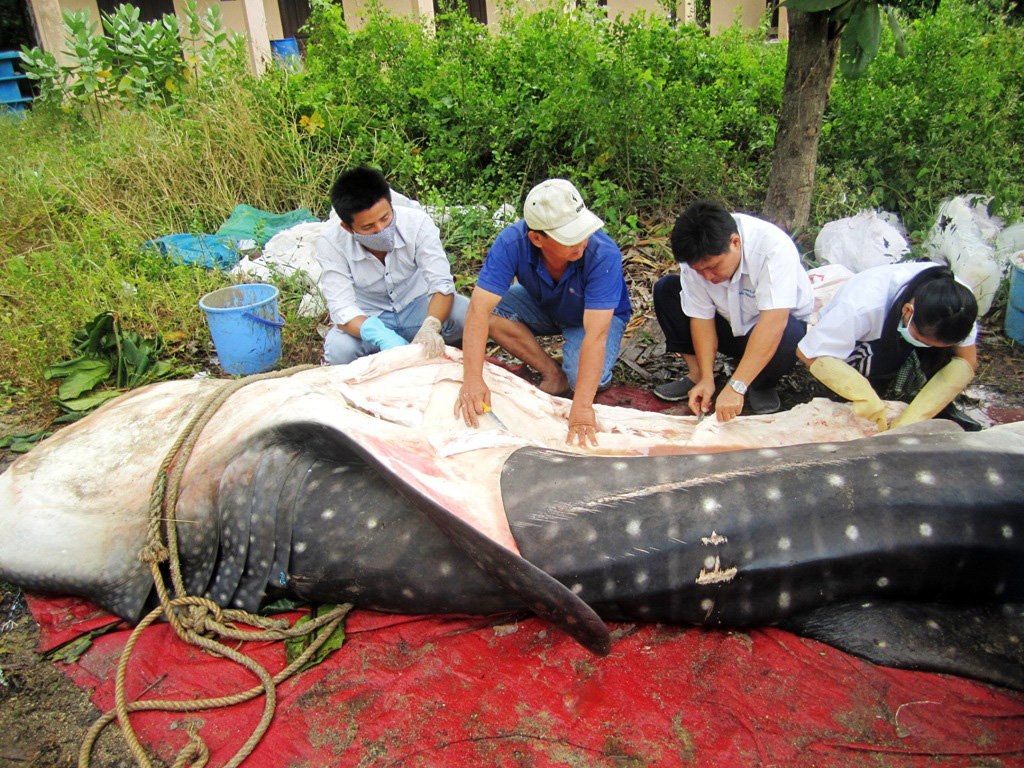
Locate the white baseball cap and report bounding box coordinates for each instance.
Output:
[523,179,604,246]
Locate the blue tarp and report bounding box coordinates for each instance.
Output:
[147,206,321,271]
[144,234,241,271]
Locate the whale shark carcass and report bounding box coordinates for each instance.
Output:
[1,347,1022,688]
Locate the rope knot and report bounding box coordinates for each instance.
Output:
[179,599,225,637]
[139,542,169,564]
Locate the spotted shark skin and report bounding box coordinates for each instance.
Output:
[265,420,1024,687]
[1,394,1022,686]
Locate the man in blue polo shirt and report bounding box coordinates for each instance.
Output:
[455,179,631,447]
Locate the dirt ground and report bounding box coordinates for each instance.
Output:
[0,327,1022,768]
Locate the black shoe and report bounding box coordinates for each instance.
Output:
[653,377,696,402]
[937,402,984,432]
[748,387,781,415]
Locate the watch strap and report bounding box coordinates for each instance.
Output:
[728,378,748,395]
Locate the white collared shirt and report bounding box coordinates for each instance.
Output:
[315,204,456,326]
[798,262,978,360]
[680,214,815,337]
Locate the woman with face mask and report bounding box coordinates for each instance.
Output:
[797,264,979,432]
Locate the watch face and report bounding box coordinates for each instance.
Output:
[729,379,747,395]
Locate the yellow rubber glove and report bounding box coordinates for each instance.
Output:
[889,356,974,429]
[809,356,888,432]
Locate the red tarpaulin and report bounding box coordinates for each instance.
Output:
[25,385,1024,766]
[28,595,1024,767]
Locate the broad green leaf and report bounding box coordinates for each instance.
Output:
[74,312,117,354]
[284,605,347,672]
[55,358,112,399]
[839,2,882,79]
[261,597,302,614]
[854,1,882,50]
[44,355,88,379]
[284,614,312,664]
[58,389,122,412]
[830,0,862,22]
[0,430,51,449]
[46,621,121,663]
[885,7,909,58]
[52,411,88,425]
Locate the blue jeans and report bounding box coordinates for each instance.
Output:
[492,284,627,389]
[324,293,469,365]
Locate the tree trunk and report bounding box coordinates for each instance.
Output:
[762,10,841,234]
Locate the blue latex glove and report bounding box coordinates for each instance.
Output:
[359,316,408,351]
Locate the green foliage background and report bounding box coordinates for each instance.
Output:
[0,0,1021,413]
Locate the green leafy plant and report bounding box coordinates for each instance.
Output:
[44,311,176,412]
[819,0,1024,230]
[0,430,53,453]
[20,0,237,110]
[284,604,347,672]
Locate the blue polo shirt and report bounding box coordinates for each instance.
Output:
[476,220,632,328]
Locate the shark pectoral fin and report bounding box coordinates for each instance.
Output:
[781,600,1024,690]
[295,422,611,656]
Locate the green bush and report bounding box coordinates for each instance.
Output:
[293,1,785,210]
[819,0,1024,233]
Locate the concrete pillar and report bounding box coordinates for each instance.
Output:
[28,0,68,66]
[240,0,272,73]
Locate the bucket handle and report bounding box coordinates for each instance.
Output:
[243,311,285,328]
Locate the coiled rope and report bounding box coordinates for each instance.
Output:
[79,365,352,768]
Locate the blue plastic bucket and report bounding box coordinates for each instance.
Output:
[199,284,284,375]
[270,38,301,69]
[1006,258,1024,345]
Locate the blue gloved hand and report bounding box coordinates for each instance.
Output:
[359,316,409,351]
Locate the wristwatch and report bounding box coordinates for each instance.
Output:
[728,378,748,396]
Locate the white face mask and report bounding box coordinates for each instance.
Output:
[351,217,397,252]
[898,309,931,348]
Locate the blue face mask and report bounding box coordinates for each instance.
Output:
[898,309,931,348]
[351,216,397,253]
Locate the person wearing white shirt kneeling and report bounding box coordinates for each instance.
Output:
[315,166,469,365]
[652,200,814,422]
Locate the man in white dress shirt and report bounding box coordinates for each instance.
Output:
[315,166,468,365]
[652,199,814,421]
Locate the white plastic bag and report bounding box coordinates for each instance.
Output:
[814,210,910,273]
[922,195,1004,316]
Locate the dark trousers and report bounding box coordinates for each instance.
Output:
[653,274,807,389]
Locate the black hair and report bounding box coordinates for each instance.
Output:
[670,200,738,265]
[881,264,978,377]
[886,265,977,343]
[329,166,392,226]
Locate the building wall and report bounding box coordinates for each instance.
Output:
[30,0,282,68]
[344,0,687,30]
[211,0,284,42]
[710,0,787,37]
[30,0,779,70]
[342,0,433,30]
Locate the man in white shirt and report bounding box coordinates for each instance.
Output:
[315,167,468,365]
[652,200,814,421]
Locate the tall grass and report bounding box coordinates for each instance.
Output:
[0,77,340,408]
